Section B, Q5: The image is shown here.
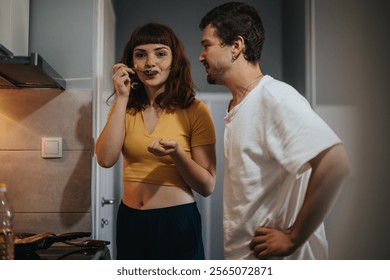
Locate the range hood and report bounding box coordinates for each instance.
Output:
[0,44,66,90]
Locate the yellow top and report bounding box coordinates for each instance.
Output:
[109,99,216,187]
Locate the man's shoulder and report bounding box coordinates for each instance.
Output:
[262,75,299,95]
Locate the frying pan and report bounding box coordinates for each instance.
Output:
[14,232,92,254]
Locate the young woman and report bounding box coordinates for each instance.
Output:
[96,23,216,260]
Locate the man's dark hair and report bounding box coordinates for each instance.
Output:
[199,1,265,63]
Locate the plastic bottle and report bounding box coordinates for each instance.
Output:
[0,183,14,260]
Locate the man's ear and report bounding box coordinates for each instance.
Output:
[231,35,245,60]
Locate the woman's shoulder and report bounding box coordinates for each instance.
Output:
[172,99,212,125]
[188,98,208,109]
[185,99,212,116]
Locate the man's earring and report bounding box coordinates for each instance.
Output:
[231,54,237,62]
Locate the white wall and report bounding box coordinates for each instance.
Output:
[310,0,390,259]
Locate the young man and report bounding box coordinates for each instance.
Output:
[199,2,351,259]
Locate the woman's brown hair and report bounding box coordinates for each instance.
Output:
[110,22,196,113]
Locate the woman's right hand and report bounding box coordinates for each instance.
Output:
[112,63,136,98]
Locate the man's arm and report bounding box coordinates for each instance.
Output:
[250,143,351,258]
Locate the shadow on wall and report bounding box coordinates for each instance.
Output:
[324,0,390,259]
[60,102,92,228]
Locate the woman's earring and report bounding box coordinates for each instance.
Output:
[130,76,143,90]
[231,54,237,62]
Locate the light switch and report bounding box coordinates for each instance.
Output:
[41,137,62,158]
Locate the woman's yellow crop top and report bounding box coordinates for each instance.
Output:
[109,99,216,187]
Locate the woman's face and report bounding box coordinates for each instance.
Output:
[132,44,172,91]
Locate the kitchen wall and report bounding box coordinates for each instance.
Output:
[0,0,95,234]
[0,89,92,233]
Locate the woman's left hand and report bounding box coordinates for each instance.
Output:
[147,138,178,156]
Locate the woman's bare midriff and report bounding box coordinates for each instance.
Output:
[122,181,195,209]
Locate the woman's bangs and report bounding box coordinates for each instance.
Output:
[133,26,173,48]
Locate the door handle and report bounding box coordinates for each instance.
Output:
[101,197,115,207]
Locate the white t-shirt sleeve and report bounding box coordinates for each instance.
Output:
[264,85,341,175]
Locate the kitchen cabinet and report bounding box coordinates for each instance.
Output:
[0,0,29,56]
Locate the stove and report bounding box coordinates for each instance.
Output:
[14,232,111,260]
[15,244,111,260]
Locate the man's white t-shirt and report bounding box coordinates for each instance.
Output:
[223,75,341,259]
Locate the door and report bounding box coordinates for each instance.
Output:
[92,0,119,258]
[196,93,230,259]
[93,159,121,259]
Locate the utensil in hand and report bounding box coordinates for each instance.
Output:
[129,68,158,89]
